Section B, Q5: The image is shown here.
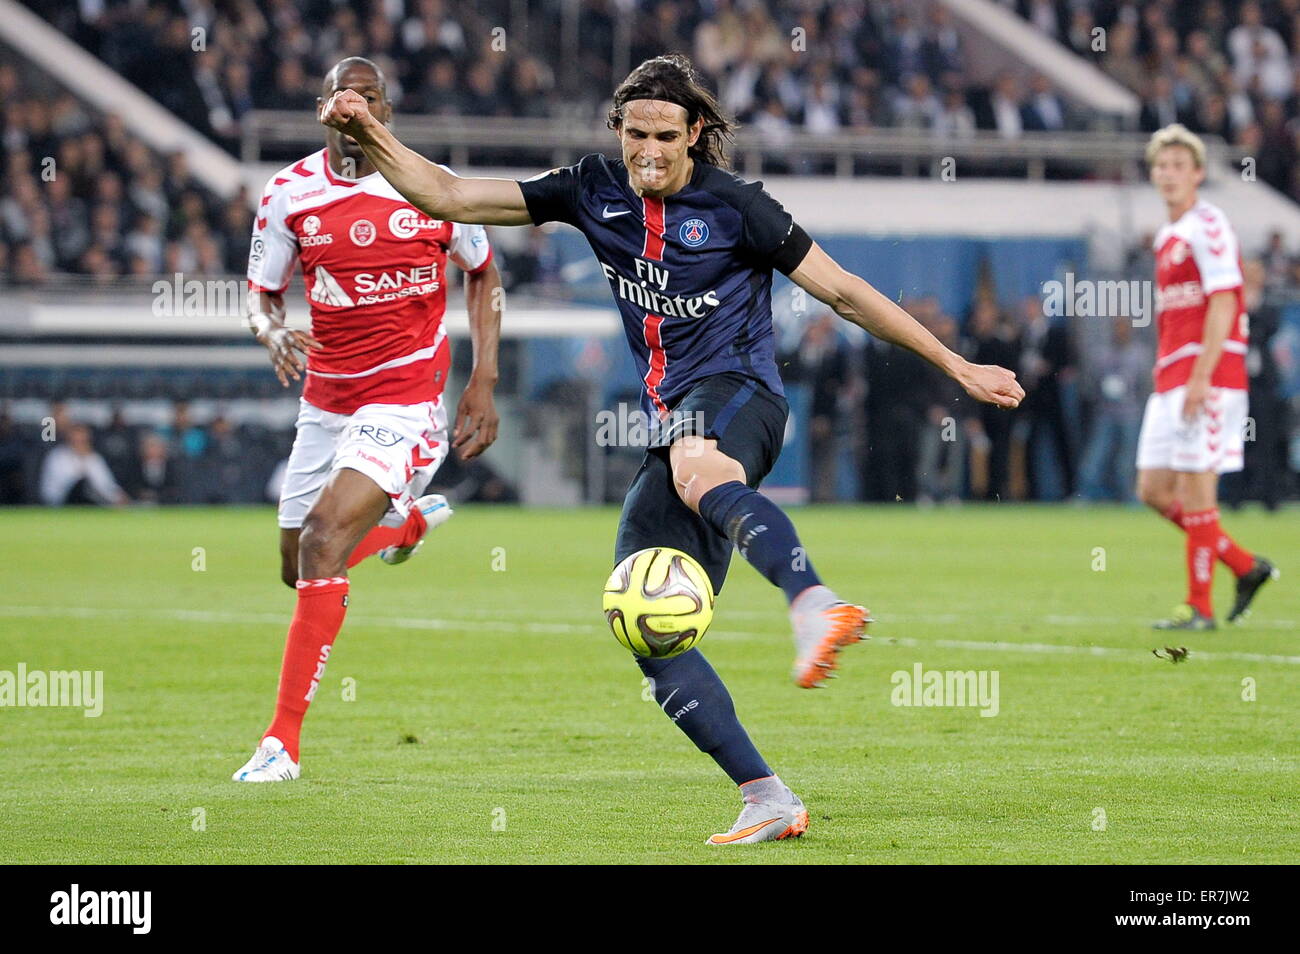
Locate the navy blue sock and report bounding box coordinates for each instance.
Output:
[697,481,822,603]
[636,650,772,785]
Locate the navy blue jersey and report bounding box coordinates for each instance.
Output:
[518,154,812,420]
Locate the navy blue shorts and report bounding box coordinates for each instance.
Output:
[614,372,789,595]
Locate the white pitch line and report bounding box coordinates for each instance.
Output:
[0,604,1296,666]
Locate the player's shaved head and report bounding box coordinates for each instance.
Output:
[323,57,388,100]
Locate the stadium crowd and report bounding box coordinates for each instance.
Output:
[1013,0,1300,201]
[10,0,1300,281]
[0,64,254,284]
[2,1,1297,505]
[22,0,1300,190]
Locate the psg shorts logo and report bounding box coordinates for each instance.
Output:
[679,217,709,247]
[350,219,376,246]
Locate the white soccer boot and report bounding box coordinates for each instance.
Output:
[707,786,810,845]
[378,494,454,565]
[790,584,871,688]
[231,735,300,782]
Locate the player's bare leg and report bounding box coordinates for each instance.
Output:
[279,496,449,590]
[279,528,301,589]
[234,469,390,781]
[671,435,869,688]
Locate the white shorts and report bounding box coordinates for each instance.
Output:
[1136,385,1247,475]
[278,398,448,529]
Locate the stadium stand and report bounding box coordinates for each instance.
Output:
[2,0,1298,509]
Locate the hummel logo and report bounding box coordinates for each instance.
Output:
[602,205,632,219]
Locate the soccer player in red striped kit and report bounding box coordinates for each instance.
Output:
[1136,124,1277,630]
[232,58,504,780]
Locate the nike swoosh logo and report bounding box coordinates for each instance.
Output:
[708,817,782,844]
[602,205,632,219]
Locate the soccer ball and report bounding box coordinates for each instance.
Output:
[603,547,715,658]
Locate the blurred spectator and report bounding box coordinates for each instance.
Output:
[162,401,208,459]
[1075,318,1150,502]
[963,298,1022,501]
[790,311,850,502]
[0,406,28,503]
[1222,260,1290,509]
[1021,74,1067,131]
[1017,295,1078,500]
[38,423,128,506]
[915,308,967,504]
[989,74,1025,139]
[128,432,182,505]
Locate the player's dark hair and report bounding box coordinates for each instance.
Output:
[607,54,735,168]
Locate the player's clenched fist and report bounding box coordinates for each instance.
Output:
[319,89,375,141]
[958,362,1025,409]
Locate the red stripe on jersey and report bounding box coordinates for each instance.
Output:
[273,177,289,186]
[642,312,668,418]
[292,159,312,177]
[305,336,451,415]
[642,197,665,261]
[260,195,271,207]
[256,217,267,230]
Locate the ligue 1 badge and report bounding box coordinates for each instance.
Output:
[679,217,709,248]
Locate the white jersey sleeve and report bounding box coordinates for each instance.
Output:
[247,175,299,293]
[447,220,492,273]
[1189,204,1243,295]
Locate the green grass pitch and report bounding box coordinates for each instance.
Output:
[1,504,1296,864]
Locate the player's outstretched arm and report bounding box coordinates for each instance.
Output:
[319,90,532,226]
[790,242,1025,409]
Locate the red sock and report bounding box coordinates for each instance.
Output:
[264,577,350,761]
[1205,508,1255,578]
[1166,501,1252,577]
[345,507,427,568]
[1182,508,1217,617]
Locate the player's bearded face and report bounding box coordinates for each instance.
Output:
[619,100,700,196]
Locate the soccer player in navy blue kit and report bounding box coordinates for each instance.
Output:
[322,55,1023,844]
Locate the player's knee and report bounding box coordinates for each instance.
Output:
[1136,479,1169,511]
[670,439,744,512]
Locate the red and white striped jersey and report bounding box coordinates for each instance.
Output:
[1151,198,1247,393]
[247,149,493,414]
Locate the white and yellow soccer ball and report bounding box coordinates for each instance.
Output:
[602,547,715,658]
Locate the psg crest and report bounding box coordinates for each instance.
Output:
[679,217,709,247]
